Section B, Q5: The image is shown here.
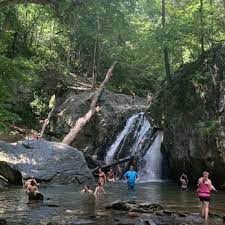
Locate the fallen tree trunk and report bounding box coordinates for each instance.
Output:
[91,156,134,174]
[39,105,55,139]
[62,62,117,146]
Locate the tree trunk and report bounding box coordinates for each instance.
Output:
[39,105,55,139]
[62,61,117,146]
[162,0,171,82]
[199,0,205,53]
[91,156,133,173]
[91,15,100,90]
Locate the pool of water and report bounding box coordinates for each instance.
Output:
[0,181,224,224]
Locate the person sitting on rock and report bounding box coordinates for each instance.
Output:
[107,168,115,182]
[81,185,93,194]
[26,180,39,197]
[180,173,189,191]
[94,182,106,196]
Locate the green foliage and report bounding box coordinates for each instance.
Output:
[195,120,220,136]
[0,105,21,131]
[1,0,225,132]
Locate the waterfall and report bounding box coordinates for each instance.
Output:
[105,113,143,164]
[139,131,164,181]
[105,113,165,181]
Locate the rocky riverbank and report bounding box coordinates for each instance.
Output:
[104,200,225,225]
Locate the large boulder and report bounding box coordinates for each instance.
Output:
[0,140,94,185]
[151,44,225,187]
[48,90,146,159]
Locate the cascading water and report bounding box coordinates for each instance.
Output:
[139,131,164,181]
[105,113,165,181]
[105,113,141,165]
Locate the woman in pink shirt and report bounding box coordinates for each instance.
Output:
[197,171,217,220]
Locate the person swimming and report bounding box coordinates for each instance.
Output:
[197,171,217,220]
[81,185,93,194]
[124,166,138,191]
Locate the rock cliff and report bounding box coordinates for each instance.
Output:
[49,90,146,160]
[151,44,225,187]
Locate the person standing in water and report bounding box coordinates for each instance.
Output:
[197,171,217,220]
[94,182,106,196]
[98,168,107,186]
[180,173,189,191]
[124,166,139,191]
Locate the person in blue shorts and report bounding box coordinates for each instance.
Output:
[124,166,139,191]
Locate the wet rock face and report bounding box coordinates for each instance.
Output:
[0,175,9,187]
[152,44,225,187]
[0,161,22,185]
[0,140,94,185]
[49,90,146,158]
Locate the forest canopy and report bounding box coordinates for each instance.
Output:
[0,0,225,131]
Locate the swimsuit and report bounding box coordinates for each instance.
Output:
[198,181,211,202]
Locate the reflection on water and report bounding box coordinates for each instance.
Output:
[0,182,224,224]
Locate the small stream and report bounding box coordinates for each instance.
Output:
[0,182,224,225]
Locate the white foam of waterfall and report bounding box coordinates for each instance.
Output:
[130,114,151,155]
[139,131,164,181]
[105,113,140,164]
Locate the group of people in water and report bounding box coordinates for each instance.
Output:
[80,166,139,196]
[23,168,217,221]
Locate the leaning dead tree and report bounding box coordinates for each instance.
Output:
[39,95,56,139]
[62,61,117,146]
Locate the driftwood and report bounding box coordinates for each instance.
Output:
[62,62,117,146]
[91,156,134,174]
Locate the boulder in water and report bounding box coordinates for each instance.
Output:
[28,192,44,201]
[0,140,94,185]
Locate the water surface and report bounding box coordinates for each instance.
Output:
[0,181,224,224]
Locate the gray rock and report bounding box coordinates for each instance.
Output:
[49,90,146,158]
[0,140,94,185]
[0,175,9,188]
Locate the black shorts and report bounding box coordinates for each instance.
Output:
[199,196,210,202]
[181,187,188,191]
